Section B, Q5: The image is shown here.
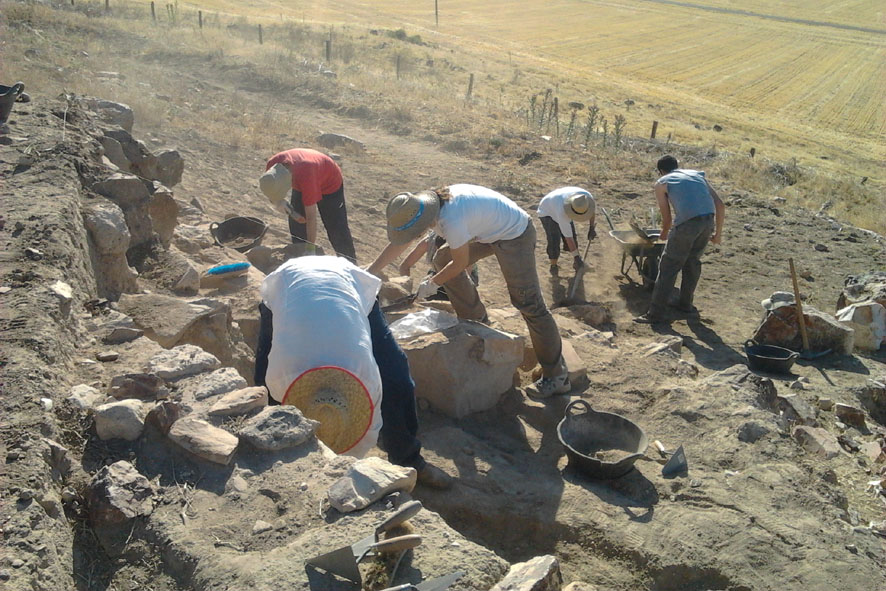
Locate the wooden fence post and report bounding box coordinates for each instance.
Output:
[435,0,439,26]
[465,73,474,101]
[198,10,202,29]
[258,24,263,44]
[650,120,658,139]
[396,55,401,80]
[553,97,559,138]
[325,40,331,61]
[150,1,155,21]
[749,147,756,158]
[105,0,109,12]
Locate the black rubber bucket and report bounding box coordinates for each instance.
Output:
[743,340,799,374]
[208,216,268,253]
[0,82,25,124]
[557,400,648,479]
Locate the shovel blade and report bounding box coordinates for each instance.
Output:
[305,544,362,584]
[418,571,465,591]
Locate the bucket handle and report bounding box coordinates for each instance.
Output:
[743,339,757,350]
[565,399,594,417]
[208,222,222,246]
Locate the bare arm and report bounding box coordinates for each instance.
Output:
[431,244,470,285]
[706,180,725,244]
[304,203,319,246]
[564,237,578,252]
[399,237,430,276]
[367,241,411,278]
[654,183,672,241]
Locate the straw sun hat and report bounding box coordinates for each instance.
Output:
[563,192,596,222]
[259,163,291,205]
[386,190,441,245]
[283,366,373,454]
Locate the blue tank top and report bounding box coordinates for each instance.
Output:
[657,169,714,226]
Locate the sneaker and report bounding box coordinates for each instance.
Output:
[526,373,571,398]
[416,463,453,490]
[633,313,667,324]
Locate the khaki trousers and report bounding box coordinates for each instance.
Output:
[432,221,565,377]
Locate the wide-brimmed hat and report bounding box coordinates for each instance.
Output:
[761,291,795,311]
[386,191,441,245]
[283,366,373,454]
[259,163,291,205]
[563,192,595,222]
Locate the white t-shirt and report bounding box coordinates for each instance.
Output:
[537,186,594,239]
[260,256,383,458]
[435,184,529,249]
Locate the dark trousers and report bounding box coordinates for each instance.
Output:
[288,183,358,263]
[254,301,424,469]
[648,214,715,316]
[539,216,576,261]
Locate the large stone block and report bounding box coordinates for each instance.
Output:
[491,555,562,591]
[84,98,134,132]
[793,426,841,459]
[327,457,416,513]
[753,305,855,355]
[83,201,131,255]
[99,135,131,171]
[145,344,221,381]
[399,320,524,418]
[86,461,152,555]
[94,399,146,441]
[148,183,179,247]
[92,173,153,248]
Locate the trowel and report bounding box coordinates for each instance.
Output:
[378,571,465,591]
[305,500,424,584]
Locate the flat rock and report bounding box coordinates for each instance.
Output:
[491,554,562,591]
[238,406,318,451]
[185,367,249,402]
[94,399,146,441]
[793,426,841,459]
[109,373,169,401]
[738,421,771,443]
[68,384,105,409]
[91,173,154,247]
[561,338,588,388]
[83,98,134,132]
[399,320,524,418]
[209,386,268,417]
[168,417,239,465]
[327,457,417,513]
[860,440,885,464]
[118,293,218,348]
[316,132,364,151]
[148,183,179,247]
[145,344,221,381]
[96,350,120,362]
[173,224,215,254]
[834,403,866,428]
[777,393,818,426]
[643,335,683,357]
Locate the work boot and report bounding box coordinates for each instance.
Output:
[526,372,571,398]
[549,259,559,275]
[416,463,453,490]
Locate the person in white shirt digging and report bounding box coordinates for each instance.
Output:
[368,184,571,398]
[537,187,597,275]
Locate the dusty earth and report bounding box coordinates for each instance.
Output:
[2,11,886,591]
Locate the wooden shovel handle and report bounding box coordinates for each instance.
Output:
[371,534,423,554]
[788,258,810,351]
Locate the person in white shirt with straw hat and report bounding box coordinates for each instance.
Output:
[368,184,571,398]
[254,255,451,488]
[537,187,597,274]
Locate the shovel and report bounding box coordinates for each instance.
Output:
[788,258,831,360]
[378,571,465,591]
[306,500,423,584]
[563,238,594,305]
[601,206,616,232]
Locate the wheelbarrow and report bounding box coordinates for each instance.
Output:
[608,229,665,290]
[601,207,664,289]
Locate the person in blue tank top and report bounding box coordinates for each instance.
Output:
[635,155,725,324]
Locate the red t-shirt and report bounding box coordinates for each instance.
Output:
[265,149,343,207]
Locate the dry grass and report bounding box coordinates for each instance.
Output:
[1,0,883,233]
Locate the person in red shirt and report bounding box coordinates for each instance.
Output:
[259,148,357,262]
